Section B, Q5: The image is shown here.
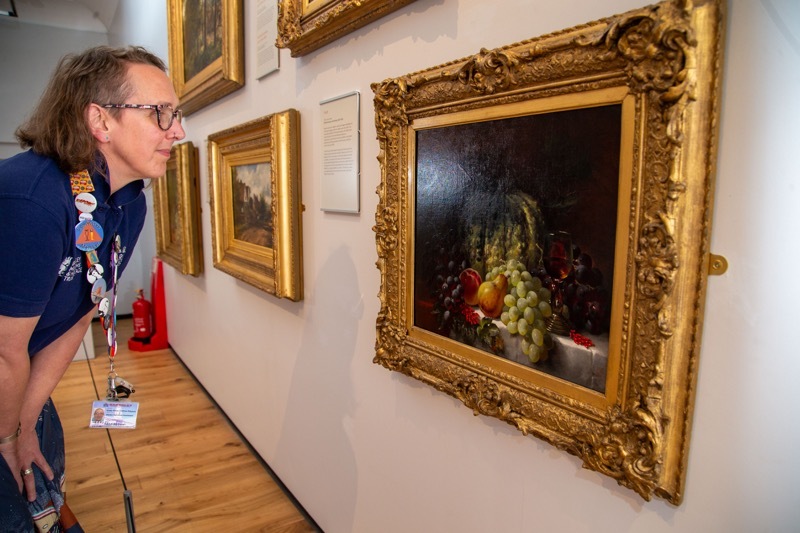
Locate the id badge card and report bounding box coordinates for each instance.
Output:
[89,400,139,429]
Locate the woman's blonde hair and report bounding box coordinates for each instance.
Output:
[15,45,167,173]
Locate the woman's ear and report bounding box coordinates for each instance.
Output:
[86,103,111,143]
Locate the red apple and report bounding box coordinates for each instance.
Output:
[459,268,482,306]
[477,274,508,318]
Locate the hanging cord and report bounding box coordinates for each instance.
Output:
[78,333,136,532]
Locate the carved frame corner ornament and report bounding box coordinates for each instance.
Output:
[277,0,417,57]
[372,0,725,504]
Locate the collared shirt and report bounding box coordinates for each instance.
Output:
[0,149,146,355]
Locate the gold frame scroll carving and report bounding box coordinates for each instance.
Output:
[277,0,417,57]
[371,0,725,505]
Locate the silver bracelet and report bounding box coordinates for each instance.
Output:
[0,423,21,445]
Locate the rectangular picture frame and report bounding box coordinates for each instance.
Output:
[167,0,245,115]
[208,111,304,301]
[153,141,203,277]
[372,0,725,505]
[276,0,417,57]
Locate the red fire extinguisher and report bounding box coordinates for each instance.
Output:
[132,289,153,340]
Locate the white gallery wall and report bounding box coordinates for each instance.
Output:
[0,22,107,158]
[158,1,800,531]
[6,0,800,531]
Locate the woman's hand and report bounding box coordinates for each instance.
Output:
[0,423,54,504]
[15,424,54,501]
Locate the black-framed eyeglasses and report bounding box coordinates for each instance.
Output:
[102,104,183,131]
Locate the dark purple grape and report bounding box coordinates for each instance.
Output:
[582,289,610,334]
[575,284,591,300]
[574,264,591,284]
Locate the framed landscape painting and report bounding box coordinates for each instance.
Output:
[372,0,725,504]
[208,111,304,301]
[167,0,244,115]
[153,142,203,276]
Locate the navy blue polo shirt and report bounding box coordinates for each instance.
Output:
[0,149,146,355]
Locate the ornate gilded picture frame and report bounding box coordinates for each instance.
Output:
[372,0,724,504]
[167,0,245,115]
[208,111,304,301]
[153,141,203,276]
[276,0,417,57]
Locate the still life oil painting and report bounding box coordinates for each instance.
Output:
[413,104,622,393]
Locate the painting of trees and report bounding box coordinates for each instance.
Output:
[231,163,273,248]
[182,0,223,80]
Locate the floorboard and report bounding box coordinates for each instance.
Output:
[51,318,318,532]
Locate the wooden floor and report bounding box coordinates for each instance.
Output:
[51,318,318,532]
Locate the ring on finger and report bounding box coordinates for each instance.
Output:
[21,468,33,476]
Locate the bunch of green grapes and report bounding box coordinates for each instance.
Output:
[486,259,553,363]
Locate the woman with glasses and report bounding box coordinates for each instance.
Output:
[0,45,185,532]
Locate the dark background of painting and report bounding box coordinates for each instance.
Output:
[414,104,623,333]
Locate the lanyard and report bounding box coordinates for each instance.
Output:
[69,170,133,400]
